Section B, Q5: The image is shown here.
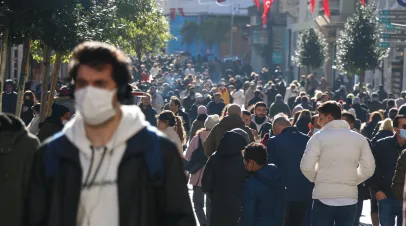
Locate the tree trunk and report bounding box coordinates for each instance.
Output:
[0,24,10,112]
[46,52,62,116]
[359,70,365,93]
[40,46,51,122]
[15,37,32,117]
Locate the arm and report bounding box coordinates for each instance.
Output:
[203,127,217,157]
[185,136,198,161]
[202,155,216,199]
[300,135,322,182]
[357,138,376,184]
[370,143,384,194]
[161,140,196,226]
[240,180,257,226]
[392,150,406,200]
[267,138,276,164]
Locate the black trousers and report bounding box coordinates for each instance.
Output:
[285,201,311,226]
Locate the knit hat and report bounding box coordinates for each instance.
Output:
[198,105,207,115]
[231,128,250,145]
[204,114,220,130]
[348,108,356,118]
[353,97,361,105]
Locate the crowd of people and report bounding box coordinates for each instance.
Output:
[1,40,406,226]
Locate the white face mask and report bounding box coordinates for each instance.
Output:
[74,86,117,126]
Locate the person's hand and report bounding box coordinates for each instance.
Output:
[251,129,259,139]
[376,191,387,201]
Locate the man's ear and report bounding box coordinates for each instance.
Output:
[308,123,312,130]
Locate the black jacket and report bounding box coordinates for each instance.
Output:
[269,101,291,118]
[371,130,394,145]
[206,101,226,116]
[371,135,406,198]
[140,104,157,127]
[0,114,40,226]
[368,101,384,113]
[175,109,190,134]
[36,117,64,142]
[353,104,369,123]
[27,128,195,226]
[202,131,248,226]
[2,92,17,114]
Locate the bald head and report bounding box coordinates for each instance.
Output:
[272,114,291,135]
[227,104,242,116]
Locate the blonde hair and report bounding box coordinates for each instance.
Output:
[379,118,393,132]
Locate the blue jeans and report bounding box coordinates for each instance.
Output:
[378,197,403,226]
[312,199,356,226]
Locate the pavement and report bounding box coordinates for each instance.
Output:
[188,186,373,226]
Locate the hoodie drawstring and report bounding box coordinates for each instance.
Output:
[83,146,108,189]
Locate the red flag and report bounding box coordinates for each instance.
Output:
[262,0,274,27]
[170,8,176,21]
[310,0,315,12]
[178,8,185,17]
[361,0,365,4]
[253,0,260,10]
[323,0,330,17]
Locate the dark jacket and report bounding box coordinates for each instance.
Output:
[250,116,272,139]
[248,97,263,108]
[371,130,394,145]
[204,115,255,156]
[206,101,226,116]
[371,135,405,198]
[21,100,35,126]
[27,128,195,226]
[190,114,207,139]
[266,88,279,106]
[392,150,406,200]
[2,92,18,114]
[353,104,369,123]
[182,96,195,113]
[267,127,313,201]
[140,104,157,127]
[361,122,379,140]
[0,114,39,226]
[36,117,64,142]
[368,101,384,113]
[295,119,310,135]
[240,165,286,226]
[175,109,190,134]
[202,132,248,226]
[269,101,291,118]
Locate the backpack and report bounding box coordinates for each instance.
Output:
[185,135,207,174]
[44,127,164,188]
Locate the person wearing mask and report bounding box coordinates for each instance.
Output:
[202,128,250,226]
[157,110,186,157]
[36,104,71,142]
[371,115,406,226]
[189,106,209,139]
[185,115,220,226]
[250,102,272,139]
[139,93,157,127]
[301,101,375,226]
[352,97,369,123]
[384,99,396,119]
[21,90,37,126]
[269,94,291,118]
[248,90,264,108]
[2,79,17,114]
[27,42,195,226]
[170,97,190,135]
[150,85,164,114]
[204,104,254,157]
[206,93,226,116]
[27,104,41,135]
[240,143,286,226]
[308,114,320,137]
[0,113,40,226]
[361,112,384,139]
[369,93,385,113]
[268,114,313,226]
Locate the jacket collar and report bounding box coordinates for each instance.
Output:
[321,120,350,130]
[281,126,298,135]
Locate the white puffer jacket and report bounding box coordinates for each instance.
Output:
[300,120,375,200]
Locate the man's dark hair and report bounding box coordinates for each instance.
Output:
[387,99,395,108]
[342,112,356,125]
[393,115,406,128]
[317,101,342,120]
[242,143,268,166]
[301,96,308,103]
[170,97,182,108]
[242,110,251,116]
[254,101,267,110]
[389,108,399,120]
[69,41,132,88]
[311,114,319,126]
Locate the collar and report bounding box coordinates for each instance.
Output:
[321,120,350,130]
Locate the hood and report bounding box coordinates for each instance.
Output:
[63,105,148,158]
[216,131,248,156]
[321,120,350,130]
[0,113,29,153]
[254,164,281,187]
[196,114,208,122]
[161,127,180,141]
[219,115,245,130]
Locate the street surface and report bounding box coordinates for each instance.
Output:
[188,186,373,226]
